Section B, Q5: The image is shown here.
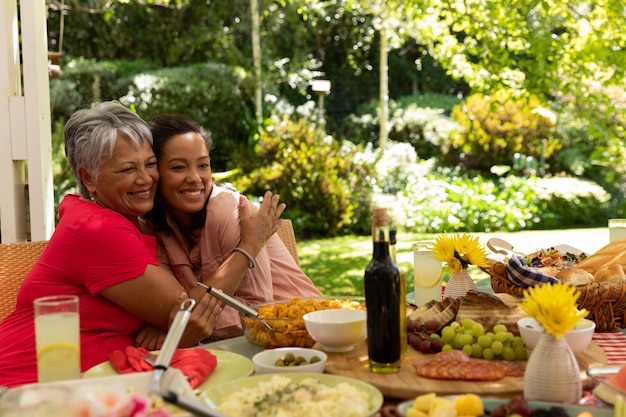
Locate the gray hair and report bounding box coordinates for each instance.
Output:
[64,101,153,198]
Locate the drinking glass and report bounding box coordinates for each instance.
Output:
[413,241,443,306]
[609,219,626,243]
[33,295,81,382]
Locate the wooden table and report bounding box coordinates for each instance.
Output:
[322,339,608,401]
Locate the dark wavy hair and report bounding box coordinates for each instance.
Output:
[144,114,214,232]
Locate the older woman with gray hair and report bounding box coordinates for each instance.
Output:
[0,101,284,388]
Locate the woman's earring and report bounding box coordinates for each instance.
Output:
[90,193,96,203]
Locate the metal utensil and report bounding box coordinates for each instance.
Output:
[162,390,231,417]
[587,366,626,405]
[145,298,196,396]
[587,365,626,393]
[143,352,157,368]
[200,284,274,332]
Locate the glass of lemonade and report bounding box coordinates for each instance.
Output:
[33,295,80,382]
[609,219,626,242]
[413,241,443,306]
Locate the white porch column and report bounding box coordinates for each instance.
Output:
[0,0,55,243]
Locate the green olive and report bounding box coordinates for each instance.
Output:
[273,351,325,367]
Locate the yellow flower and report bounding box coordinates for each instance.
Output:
[521,282,588,339]
[430,233,488,274]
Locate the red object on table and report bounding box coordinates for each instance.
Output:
[592,331,626,364]
[109,346,217,388]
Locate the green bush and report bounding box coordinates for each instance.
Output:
[119,62,255,172]
[399,167,541,233]
[398,165,612,233]
[375,142,418,194]
[51,58,156,120]
[532,177,612,228]
[50,59,253,171]
[448,91,561,172]
[343,93,460,160]
[395,92,463,116]
[230,116,375,238]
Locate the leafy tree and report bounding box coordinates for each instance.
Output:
[290,0,625,192]
[403,0,626,173]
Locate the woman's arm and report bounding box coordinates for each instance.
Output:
[99,265,221,347]
[199,190,284,296]
[104,191,283,347]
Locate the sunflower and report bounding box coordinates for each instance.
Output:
[430,233,489,274]
[521,282,588,339]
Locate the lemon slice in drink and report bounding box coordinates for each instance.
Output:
[414,271,442,288]
[414,252,442,289]
[37,343,80,382]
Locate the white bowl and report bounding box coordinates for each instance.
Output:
[252,347,327,374]
[2,369,193,416]
[303,308,367,352]
[517,317,595,353]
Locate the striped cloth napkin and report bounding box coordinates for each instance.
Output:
[505,255,560,287]
[593,331,626,365]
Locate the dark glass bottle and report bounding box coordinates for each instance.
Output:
[364,208,401,373]
[389,228,408,358]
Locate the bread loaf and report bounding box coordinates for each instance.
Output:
[594,263,626,283]
[456,290,524,335]
[576,240,626,274]
[575,240,626,282]
[556,268,594,285]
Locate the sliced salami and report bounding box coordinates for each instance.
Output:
[413,349,470,368]
[415,359,507,381]
[491,359,526,377]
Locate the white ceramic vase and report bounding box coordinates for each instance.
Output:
[524,332,582,403]
[443,268,476,299]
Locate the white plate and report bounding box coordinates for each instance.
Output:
[397,397,612,417]
[9,369,194,416]
[198,373,383,416]
[83,349,254,392]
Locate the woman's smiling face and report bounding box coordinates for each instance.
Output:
[88,136,158,220]
[157,132,212,216]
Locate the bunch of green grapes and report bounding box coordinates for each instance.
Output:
[439,318,528,361]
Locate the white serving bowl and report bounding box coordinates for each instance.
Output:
[303,308,367,352]
[240,296,365,349]
[252,347,327,374]
[517,317,595,353]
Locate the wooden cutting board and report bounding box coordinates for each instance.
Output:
[322,339,607,400]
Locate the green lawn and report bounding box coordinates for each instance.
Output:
[297,232,490,297]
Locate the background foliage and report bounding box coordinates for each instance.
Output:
[45,0,625,237]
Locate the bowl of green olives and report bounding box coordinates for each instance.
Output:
[252,347,327,374]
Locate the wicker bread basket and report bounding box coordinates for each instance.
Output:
[482,261,626,332]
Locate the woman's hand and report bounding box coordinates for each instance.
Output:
[239,191,285,256]
[176,287,222,347]
[134,324,166,351]
[134,289,222,349]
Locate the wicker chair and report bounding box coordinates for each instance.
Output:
[0,240,48,322]
[276,219,300,266]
